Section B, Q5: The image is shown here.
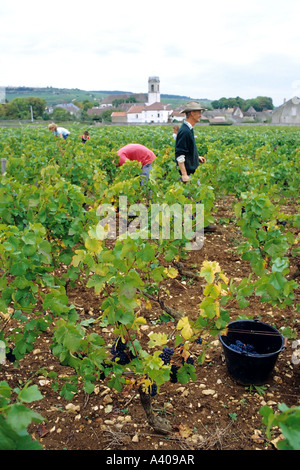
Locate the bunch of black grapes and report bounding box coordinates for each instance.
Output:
[148,383,158,397]
[229,339,258,354]
[159,346,195,384]
[159,347,177,382]
[111,338,134,365]
[159,347,174,365]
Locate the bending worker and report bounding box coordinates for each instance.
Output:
[116,143,156,184]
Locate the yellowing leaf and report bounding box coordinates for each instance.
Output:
[148,332,168,348]
[203,283,221,298]
[94,265,109,276]
[177,317,194,340]
[177,424,193,438]
[72,250,85,267]
[0,311,10,321]
[164,267,178,279]
[84,237,103,254]
[133,316,147,327]
[218,273,229,284]
[215,300,220,317]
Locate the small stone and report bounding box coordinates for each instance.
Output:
[103,394,113,405]
[104,419,115,425]
[251,429,264,443]
[65,403,80,413]
[274,376,283,384]
[202,389,216,395]
[39,379,50,386]
[104,405,113,414]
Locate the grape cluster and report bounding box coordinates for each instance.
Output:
[111,338,133,365]
[229,339,258,355]
[159,347,174,365]
[148,383,157,397]
[195,336,202,345]
[184,355,194,365]
[170,365,179,383]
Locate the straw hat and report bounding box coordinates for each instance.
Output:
[180,101,206,114]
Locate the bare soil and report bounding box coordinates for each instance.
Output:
[2,196,299,451]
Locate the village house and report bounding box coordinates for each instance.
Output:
[203,104,272,124]
[54,103,80,117]
[170,109,185,122]
[272,97,300,124]
[111,111,127,123]
[142,101,172,123]
[126,105,145,124]
[46,102,81,117]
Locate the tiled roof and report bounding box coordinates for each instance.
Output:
[127,105,145,114]
[145,102,171,110]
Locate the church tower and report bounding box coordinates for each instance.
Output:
[148,76,160,105]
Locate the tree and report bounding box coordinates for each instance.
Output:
[252,96,274,111]
[52,107,72,121]
[126,96,137,103]
[211,96,273,111]
[0,97,46,120]
[81,100,97,112]
[112,98,125,107]
[101,109,116,122]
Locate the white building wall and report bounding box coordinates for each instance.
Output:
[127,112,144,123]
[143,109,170,123]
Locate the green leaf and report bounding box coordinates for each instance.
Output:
[10,262,28,276]
[108,374,125,392]
[0,380,11,399]
[87,275,106,294]
[177,363,197,384]
[17,384,43,403]
[5,403,44,433]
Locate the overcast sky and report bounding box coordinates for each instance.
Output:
[1,0,299,106]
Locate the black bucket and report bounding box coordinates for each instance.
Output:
[219,320,285,385]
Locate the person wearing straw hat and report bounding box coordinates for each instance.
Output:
[175,101,217,232]
[175,101,206,183]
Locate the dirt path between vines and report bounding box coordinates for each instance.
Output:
[2,196,299,451]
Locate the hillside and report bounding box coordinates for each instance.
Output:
[4,86,211,108]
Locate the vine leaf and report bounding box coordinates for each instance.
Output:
[177,317,193,340]
[148,332,168,348]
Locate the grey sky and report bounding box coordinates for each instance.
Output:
[1,0,299,106]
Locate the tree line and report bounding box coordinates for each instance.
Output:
[0,94,275,122]
[211,96,274,111]
[0,97,97,121]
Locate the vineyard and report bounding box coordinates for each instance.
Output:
[0,124,299,451]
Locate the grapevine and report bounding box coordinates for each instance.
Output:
[0,124,299,449]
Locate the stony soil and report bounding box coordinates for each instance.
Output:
[1,196,299,451]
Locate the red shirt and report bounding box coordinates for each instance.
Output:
[117,144,156,166]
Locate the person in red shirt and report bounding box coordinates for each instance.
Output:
[116,143,156,184]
